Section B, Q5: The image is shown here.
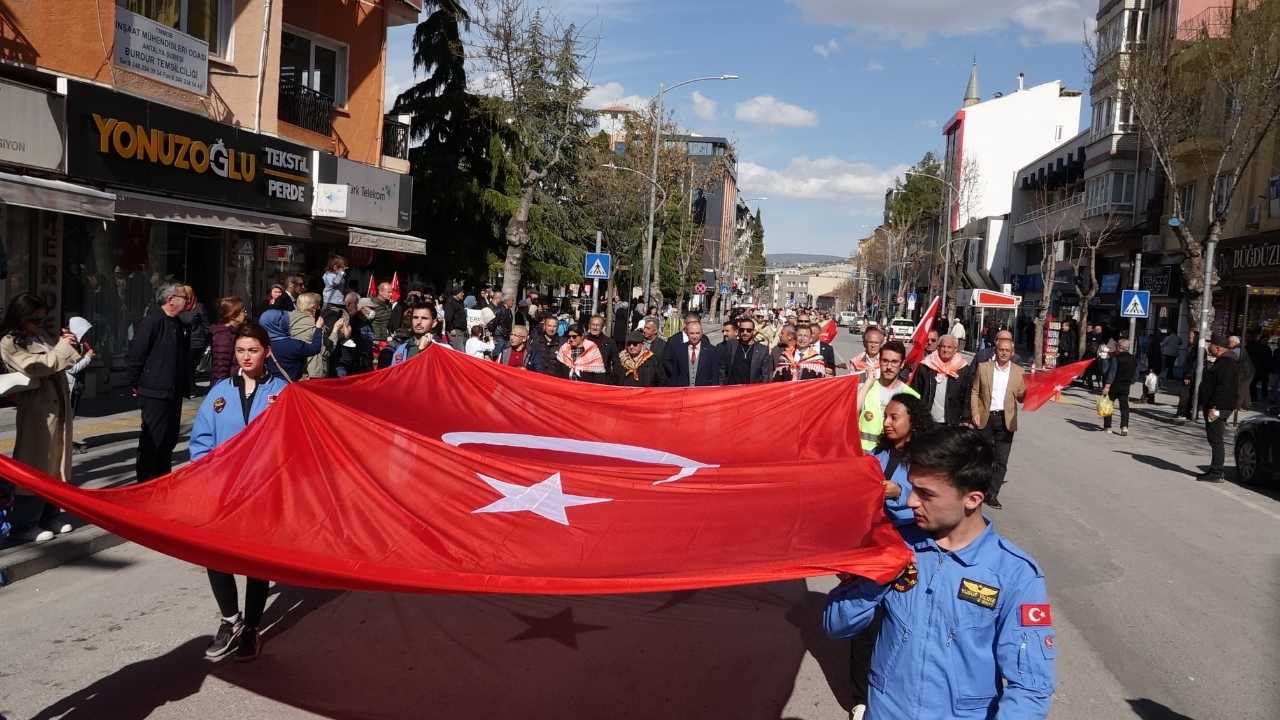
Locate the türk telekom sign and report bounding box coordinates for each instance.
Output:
[65,81,312,215]
[314,152,413,231]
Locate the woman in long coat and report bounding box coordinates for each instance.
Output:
[0,293,82,542]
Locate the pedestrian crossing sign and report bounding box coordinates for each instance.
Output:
[1120,289,1150,318]
[584,252,612,280]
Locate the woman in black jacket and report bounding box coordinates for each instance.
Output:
[1102,338,1138,435]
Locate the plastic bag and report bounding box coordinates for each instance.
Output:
[1097,395,1115,418]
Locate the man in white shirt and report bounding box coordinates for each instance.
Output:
[969,337,1026,508]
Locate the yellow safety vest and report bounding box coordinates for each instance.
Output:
[858,380,921,451]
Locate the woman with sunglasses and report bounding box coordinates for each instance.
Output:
[0,293,83,542]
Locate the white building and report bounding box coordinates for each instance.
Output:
[943,66,1084,289]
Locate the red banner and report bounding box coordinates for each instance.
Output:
[1023,358,1094,412]
[0,347,910,594]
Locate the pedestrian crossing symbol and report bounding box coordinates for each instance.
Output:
[584,252,612,280]
[1120,289,1150,318]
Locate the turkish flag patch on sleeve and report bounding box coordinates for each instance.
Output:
[1020,603,1053,627]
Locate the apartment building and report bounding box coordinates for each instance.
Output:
[0,0,420,393]
[665,134,738,284]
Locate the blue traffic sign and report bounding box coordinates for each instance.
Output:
[583,252,612,280]
[1120,289,1151,318]
[719,284,730,294]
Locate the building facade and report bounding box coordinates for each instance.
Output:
[0,0,420,396]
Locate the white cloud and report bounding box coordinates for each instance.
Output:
[787,0,1094,47]
[691,91,717,121]
[813,38,840,57]
[734,96,819,128]
[738,156,908,200]
[864,60,884,72]
[583,81,648,110]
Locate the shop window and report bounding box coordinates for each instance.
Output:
[117,0,232,58]
[281,28,349,106]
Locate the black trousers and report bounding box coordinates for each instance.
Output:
[3,487,60,533]
[136,396,181,482]
[1103,384,1131,429]
[1205,416,1227,476]
[980,412,1015,498]
[207,570,270,628]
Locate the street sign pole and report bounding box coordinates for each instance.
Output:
[591,231,602,316]
[1128,252,1142,343]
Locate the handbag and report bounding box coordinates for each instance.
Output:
[1097,395,1115,418]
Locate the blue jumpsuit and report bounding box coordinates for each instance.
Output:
[189,375,289,461]
[825,522,1056,719]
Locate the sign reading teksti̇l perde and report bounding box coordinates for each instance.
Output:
[65,81,312,215]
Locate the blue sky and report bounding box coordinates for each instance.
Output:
[384,0,1098,257]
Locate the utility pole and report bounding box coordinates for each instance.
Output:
[1127,252,1142,343]
[591,230,602,316]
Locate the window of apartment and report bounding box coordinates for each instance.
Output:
[280,28,349,105]
[1111,172,1136,204]
[687,142,713,156]
[1212,172,1234,218]
[1178,182,1197,225]
[118,0,231,58]
[1086,176,1108,215]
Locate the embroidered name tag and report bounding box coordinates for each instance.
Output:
[957,578,999,609]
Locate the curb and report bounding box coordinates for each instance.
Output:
[0,525,126,587]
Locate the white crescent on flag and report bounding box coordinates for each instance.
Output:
[441,432,718,485]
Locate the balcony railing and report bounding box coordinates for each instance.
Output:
[1177,6,1233,43]
[383,116,410,160]
[279,81,335,136]
[1017,193,1084,226]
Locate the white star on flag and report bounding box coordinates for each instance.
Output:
[472,472,612,526]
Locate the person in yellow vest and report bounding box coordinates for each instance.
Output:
[856,340,920,451]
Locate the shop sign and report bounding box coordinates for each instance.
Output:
[265,244,292,263]
[113,7,209,95]
[315,153,412,231]
[1099,273,1121,294]
[1139,266,1173,296]
[0,79,66,172]
[1220,240,1280,273]
[66,81,311,215]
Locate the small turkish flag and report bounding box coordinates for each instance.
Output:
[367,273,377,298]
[390,272,401,303]
[1020,603,1053,626]
[1023,359,1094,411]
[904,296,940,382]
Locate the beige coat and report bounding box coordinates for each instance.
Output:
[1,333,82,492]
[969,360,1027,431]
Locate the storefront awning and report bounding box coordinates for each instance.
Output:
[347,226,426,255]
[0,171,116,220]
[114,192,311,238]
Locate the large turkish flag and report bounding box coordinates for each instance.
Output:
[0,346,910,594]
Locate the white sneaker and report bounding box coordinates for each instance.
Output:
[55,523,74,534]
[849,704,866,720]
[24,529,55,542]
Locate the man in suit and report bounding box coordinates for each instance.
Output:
[808,321,837,377]
[1199,334,1239,482]
[663,319,718,387]
[272,275,304,312]
[721,316,771,384]
[969,336,1026,509]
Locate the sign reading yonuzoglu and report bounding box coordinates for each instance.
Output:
[113,7,209,95]
[65,81,312,215]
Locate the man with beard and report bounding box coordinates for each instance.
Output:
[856,340,919,451]
[391,302,443,365]
[720,317,770,385]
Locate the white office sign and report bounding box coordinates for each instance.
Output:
[313,182,350,218]
[113,7,209,94]
[0,79,65,171]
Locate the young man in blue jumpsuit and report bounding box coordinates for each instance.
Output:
[825,426,1056,719]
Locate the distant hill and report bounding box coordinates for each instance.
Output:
[767,253,845,267]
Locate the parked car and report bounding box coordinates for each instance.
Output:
[1234,409,1280,485]
[838,311,859,328]
[888,317,915,341]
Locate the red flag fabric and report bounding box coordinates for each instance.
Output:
[819,319,838,344]
[1023,358,1095,412]
[0,347,910,595]
[904,296,941,381]
[389,272,401,303]
[366,273,377,298]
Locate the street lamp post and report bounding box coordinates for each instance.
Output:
[602,164,667,304]
[905,170,960,320]
[641,74,739,311]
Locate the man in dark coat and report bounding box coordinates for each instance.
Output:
[585,314,619,374]
[272,275,304,312]
[1199,334,1240,482]
[910,334,971,425]
[662,319,719,387]
[126,283,191,482]
[614,331,662,387]
[720,317,771,384]
[443,286,468,350]
[528,315,563,375]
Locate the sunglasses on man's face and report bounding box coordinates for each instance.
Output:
[567,333,582,339]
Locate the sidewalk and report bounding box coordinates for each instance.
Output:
[0,395,203,586]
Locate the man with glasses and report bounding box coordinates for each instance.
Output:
[850,326,886,380]
[498,325,533,369]
[126,282,191,482]
[615,331,661,387]
[721,317,770,385]
[855,340,919,451]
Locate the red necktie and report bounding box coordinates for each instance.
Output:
[690,344,698,369]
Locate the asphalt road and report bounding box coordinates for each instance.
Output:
[0,330,1276,719]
